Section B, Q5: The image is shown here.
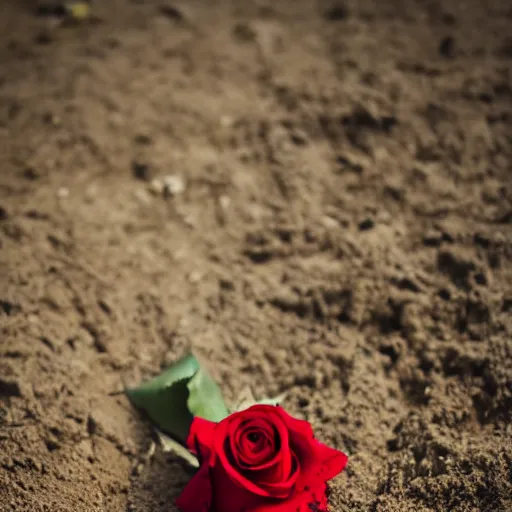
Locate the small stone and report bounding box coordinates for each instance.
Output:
[76,439,95,459]
[290,128,308,146]
[377,210,392,224]
[162,175,185,197]
[108,112,124,129]
[31,459,43,472]
[494,231,505,244]
[133,188,151,204]
[423,229,443,247]
[219,195,231,210]
[42,112,60,126]
[384,184,403,201]
[188,271,202,283]
[57,187,69,198]
[178,317,189,329]
[320,216,339,229]
[28,314,39,324]
[335,155,363,174]
[148,179,164,195]
[45,438,60,452]
[183,215,196,228]
[220,116,234,128]
[131,462,143,476]
[84,184,97,203]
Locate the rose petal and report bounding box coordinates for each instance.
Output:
[211,459,263,512]
[248,480,330,512]
[237,409,293,479]
[230,417,276,468]
[175,461,213,512]
[250,451,299,496]
[238,426,275,466]
[311,442,349,482]
[186,417,217,462]
[276,406,348,482]
[214,407,297,498]
[254,406,347,512]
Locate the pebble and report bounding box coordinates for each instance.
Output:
[423,229,443,247]
[220,115,234,128]
[320,216,339,229]
[148,179,164,195]
[162,174,185,197]
[57,187,69,198]
[188,271,202,283]
[84,184,97,203]
[133,188,151,205]
[219,195,231,210]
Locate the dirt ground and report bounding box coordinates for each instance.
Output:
[0,0,511,511]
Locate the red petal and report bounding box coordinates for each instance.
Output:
[247,481,330,512]
[214,407,297,498]
[186,417,217,462]
[312,442,349,482]
[211,461,264,512]
[175,462,213,512]
[211,464,321,512]
[276,406,347,479]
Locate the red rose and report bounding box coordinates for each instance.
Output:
[176,405,348,512]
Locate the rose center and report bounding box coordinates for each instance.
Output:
[229,419,279,469]
[247,432,260,443]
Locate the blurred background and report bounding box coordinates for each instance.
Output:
[0,1,511,511]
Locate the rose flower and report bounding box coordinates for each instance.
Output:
[176,404,348,512]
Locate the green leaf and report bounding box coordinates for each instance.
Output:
[125,354,229,444]
[187,368,230,422]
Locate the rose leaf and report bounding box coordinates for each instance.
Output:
[125,354,200,443]
[187,367,230,422]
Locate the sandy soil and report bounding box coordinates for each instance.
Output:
[1,1,511,511]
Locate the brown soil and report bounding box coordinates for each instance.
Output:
[1,1,511,511]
